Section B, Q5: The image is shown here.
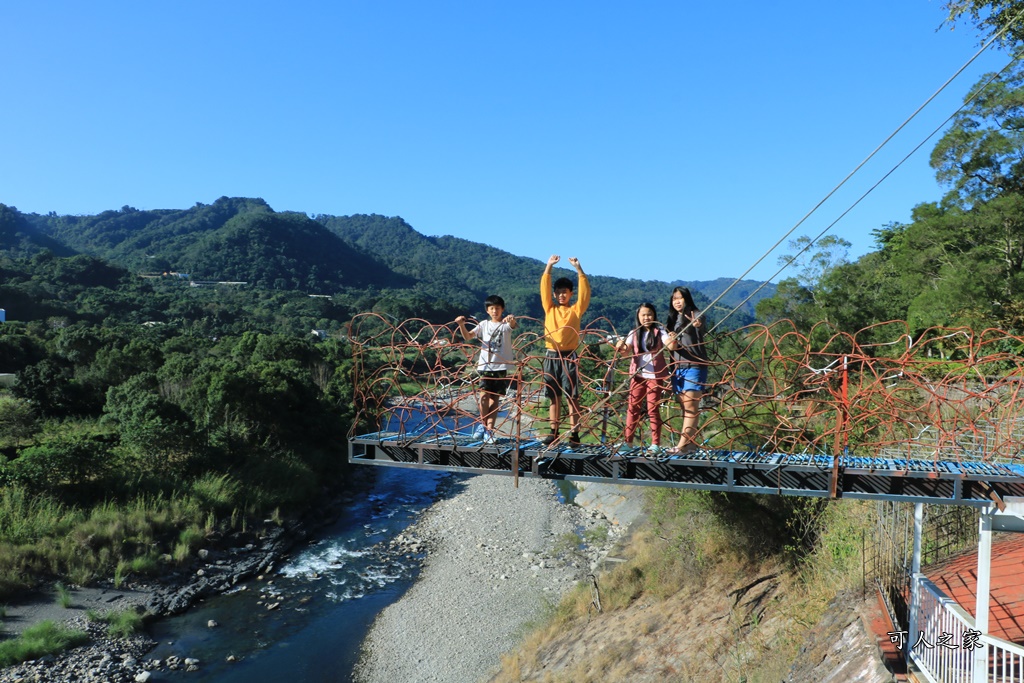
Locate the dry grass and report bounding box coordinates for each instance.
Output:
[491,492,879,683]
[0,486,238,600]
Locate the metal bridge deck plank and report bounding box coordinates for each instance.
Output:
[348,432,1024,504]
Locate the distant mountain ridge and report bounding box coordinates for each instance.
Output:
[0,204,74,257]
[319,213,775,324]
[8,197,775,328]
[19,198,399,293]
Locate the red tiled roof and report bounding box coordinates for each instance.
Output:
[926,534,1024,644]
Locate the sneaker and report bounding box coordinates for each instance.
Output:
[540,434,558,446]
[483,431,496,444]
[606,442,630,461]
[568,431,581,447]
[647,444,665,457]
[472,424,486,439]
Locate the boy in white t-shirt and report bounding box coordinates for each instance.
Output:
[455,295,518,443]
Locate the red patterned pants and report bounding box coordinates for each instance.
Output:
[625,377,664,445]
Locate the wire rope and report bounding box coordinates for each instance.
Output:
[713,47,1024,332]
[700,9,1024,333]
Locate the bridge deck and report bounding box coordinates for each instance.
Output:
[348,432,1024,507]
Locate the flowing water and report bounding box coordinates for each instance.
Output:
[145,466,451,682]
[143,404,534,682]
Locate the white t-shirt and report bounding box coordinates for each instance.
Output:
[624,327,671,379]
[471,319,515,372]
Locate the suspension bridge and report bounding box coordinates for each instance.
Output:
[347,314,1024,508]
[343,312,1024,682]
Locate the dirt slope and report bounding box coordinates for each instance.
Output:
[492,562,898,683]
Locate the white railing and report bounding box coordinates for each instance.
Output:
[983,634,1024,683]
[909,574,1024,683]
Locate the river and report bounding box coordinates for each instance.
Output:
[142,404,496,682]
[144,465,452,682]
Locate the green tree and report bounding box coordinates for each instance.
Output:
[13,360,87,418]
[814,237,914,336]
[944,1,1024,48]
[755,278,816,326]
[5,434,112,495]
[0,396,36,447]
[755,236,850,329]
[931,60,1024,205]
[883,199,1023,330]
[104,373,200,471]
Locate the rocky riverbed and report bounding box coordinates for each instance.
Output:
[0,472,642,683]
[0,497,344,683]
[354,476,640,683]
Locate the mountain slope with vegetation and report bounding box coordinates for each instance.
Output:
[0,205,73,258]
[320,212,773,328]
[22,197,400,294]
[14,200,774,331]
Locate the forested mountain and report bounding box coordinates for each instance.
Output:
[21,198,399,293]
[319,213,773,328]
[9,199,772,331]
[0,204,73,257]
[0,195,778,600]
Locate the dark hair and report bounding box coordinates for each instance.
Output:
[553,277,574,292]
[635,302,660,350]
[484,294,505,309]
[666,287,698,332]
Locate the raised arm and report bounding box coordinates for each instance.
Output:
[454,315,474,341]
[540,254,559,311]
[568,257,590,314]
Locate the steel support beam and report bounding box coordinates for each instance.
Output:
[349,433,1024,506]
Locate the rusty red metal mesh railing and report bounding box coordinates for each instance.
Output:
[346,313,1024,464]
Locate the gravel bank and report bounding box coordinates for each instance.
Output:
[354,473,631,683]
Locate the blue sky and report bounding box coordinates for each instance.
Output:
[0,1,1011,283]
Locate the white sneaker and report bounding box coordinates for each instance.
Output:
[483,431,496,444]
[472,424,486,439]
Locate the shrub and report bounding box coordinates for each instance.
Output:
[8,434,111,494]
[189,472,241,513]
[88,608,144,638]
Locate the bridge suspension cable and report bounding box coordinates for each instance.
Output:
[702,10,1024,333]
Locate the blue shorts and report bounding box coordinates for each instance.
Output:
[672,366,708,394]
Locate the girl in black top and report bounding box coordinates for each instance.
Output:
[666,287,707,454]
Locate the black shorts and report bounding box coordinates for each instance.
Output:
[542,350,579,400]
[479,370,511,396]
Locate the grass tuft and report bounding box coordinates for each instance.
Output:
[88,608,145,638]
[55,582,72,608]
[0,620,89,667]
[172,524,205,564]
